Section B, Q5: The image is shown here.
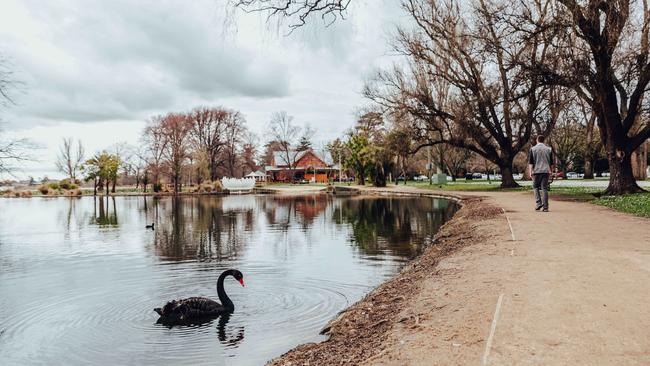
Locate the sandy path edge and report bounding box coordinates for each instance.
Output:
[268,195,506,365]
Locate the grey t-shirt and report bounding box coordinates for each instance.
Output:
[528,143,553,175]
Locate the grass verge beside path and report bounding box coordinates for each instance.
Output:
[594,193,650,218]
[411,181,650,218]
[409,181,528,192]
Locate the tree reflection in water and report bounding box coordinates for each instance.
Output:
[333,196,458,258]
[151,196,254,261]
[146,195,456,261]
[91,196,118,226]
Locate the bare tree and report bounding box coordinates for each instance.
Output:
[0,57,32,176]
[187,106,230,181]
[435,145,472,182]
[532,0,650,194]
[231,0,351,30]
[551,118,584,178]
[55,137,84,182]
[222,111,247,177]
[142,116,169,188]
[268,111,303,170]
[160,113,191,194]
[241,131,260,174]
[575,99,603,179]
[0,134,30,175]
[0,54,19,108]
[365,0,561,188]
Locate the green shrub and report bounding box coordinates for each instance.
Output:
[153,183,162,193]
[70,183,78,189]
[59,179,71,190]
[38,185,49,195]
[48,182,60,190]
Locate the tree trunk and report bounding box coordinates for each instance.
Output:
[111,178,116,193]
[631,143,648,180]
[499,164,519,188]
[210,155,218,182]
[373,163,388,187]
[583,158,594,179]
[105,180,109,197]
[605,151,644,195]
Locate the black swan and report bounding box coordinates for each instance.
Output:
[154,269,244,325]
[145,223,154,229]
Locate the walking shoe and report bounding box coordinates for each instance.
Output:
[535,205,543,211]
[543,208,549,212]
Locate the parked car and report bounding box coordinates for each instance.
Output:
[566,172,580,179]
[414,175,428,181]
[553,171,564,179]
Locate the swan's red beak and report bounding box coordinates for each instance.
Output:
[238,278,245,287]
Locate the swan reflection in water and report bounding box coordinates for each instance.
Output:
[217,314,245,347]
[155,313,245,348]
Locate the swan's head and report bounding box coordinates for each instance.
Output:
[231,269,244,287]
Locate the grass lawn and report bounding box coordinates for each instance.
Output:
[592,193,650,218]
[409,181,528,192]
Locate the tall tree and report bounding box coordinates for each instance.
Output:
[365,0,560,188]
[222,111,247,177]
[534,0,650,193]
[83,152,119,196]
[187,107,230,181]
[241,131,260,174]
[551,119,584,178]
[268,111,302,169]
[434,144,472,182]
[142,116,168,188]
[0,56,30,175]
[345,133,371,185]
[160,113,191,194]
[55,137,85,183]
[386,127,412,184]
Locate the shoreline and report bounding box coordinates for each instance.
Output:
[268,192,504,365]
[0,185,325,198]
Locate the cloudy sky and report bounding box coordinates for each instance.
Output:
[0,0,405,179]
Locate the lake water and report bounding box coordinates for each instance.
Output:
[0,194,456,365]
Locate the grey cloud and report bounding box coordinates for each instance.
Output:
[1,0,290,126]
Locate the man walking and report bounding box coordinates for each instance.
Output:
[528,135,554,212]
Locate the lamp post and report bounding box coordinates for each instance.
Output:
[427,145,433,185]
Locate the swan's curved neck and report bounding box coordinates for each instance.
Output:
[217,271,235,312]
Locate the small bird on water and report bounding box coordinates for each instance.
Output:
[145,223,154,230]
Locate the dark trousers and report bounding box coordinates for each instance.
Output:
[532,173,549,209]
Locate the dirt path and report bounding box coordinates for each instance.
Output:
[475,190,650,365]
[269,187,650,365]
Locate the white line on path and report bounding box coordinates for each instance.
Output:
[482,293,505,366]
[502,208,516,241]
